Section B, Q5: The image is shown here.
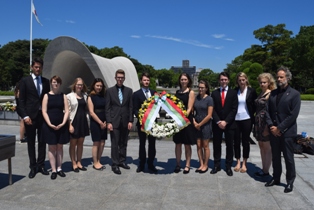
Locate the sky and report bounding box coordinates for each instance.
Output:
[1,0,314,72]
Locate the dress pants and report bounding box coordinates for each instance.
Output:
[137,125,156,167]
[24,112,46,169]
[234,119,252,159]
[212,124,235,168]
[110,121,129,166]
[270,135,296,184]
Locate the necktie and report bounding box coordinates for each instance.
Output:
[145,89,149,99]
[118,88,123,104]
[221,88,225,107]
[36,76,40,96]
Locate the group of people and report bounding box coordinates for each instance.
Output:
[17,57,301,193]
[171,69,300,193]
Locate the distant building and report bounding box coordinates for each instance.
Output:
[171,60,196,77]
[192,68,203,87]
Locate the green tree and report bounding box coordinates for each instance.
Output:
[253,24,292,73]
[156,69,175,87]
[290,25,314,91]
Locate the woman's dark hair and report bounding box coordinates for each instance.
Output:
[178,73,192,88]
[14,81,20,98]
[198,80,210,95]
[89,78,105,96]
[50,75,62,84]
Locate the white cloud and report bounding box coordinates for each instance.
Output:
[145,35,220,49]
[65,20,75,24]
[131,35,141,38]
[212,34,225,39]
[214,46,224,50]
[225,38,234,41]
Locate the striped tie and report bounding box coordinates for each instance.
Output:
[118,88,123,104]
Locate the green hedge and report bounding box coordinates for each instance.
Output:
[0,91,14,96]
[305,88,314,94]
[301,94,314,100]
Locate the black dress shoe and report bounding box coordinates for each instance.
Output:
[136,166,144,173]
[112,166,121,175]
[284,184,293,193]
[265,179,280,187]
[148,166,158,173]
[38,167,49,175]
[51,172,57,180]
[28,168,37,179]
[78,166,87,171]
[210,166,221,174]
[226,168,233,176]
[57,170,66,177]
[72,167,79,173]
[119,163,130,170]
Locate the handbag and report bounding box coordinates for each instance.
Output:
[297,136,314,155]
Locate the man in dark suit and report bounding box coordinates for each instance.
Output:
[19,57,50,178]
[265,66,301,193]
[211,72,238,176]
[105,69,134,175]
[133,72,157,173]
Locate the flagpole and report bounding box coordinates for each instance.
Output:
[30,0,33,72]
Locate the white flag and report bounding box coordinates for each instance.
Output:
[32,1,43,26]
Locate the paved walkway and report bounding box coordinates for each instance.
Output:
[1,102,314,209]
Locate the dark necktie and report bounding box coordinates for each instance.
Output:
[221,88,225,107]
[145,89,149,99]
[36,76,40,96]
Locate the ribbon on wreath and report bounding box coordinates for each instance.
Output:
[141,91,190,134]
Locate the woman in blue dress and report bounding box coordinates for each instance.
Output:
[193,80,213,173]
[87,78,107,170]
[42,76,69,179]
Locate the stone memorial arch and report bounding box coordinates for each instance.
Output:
[43,36,140,93]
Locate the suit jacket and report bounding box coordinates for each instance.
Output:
[133,88,156,126]
[18,75,50,119]
[212,87,238,129]
[234,87,257,124]
[265,86,301,138]
[105,85,134,128]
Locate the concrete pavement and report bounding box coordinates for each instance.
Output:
[0,101,314,209]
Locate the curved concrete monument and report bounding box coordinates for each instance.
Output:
[43,36,140,93]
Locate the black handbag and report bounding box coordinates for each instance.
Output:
[297,136,314,155]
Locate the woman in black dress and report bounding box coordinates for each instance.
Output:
[254,73,276,177]
[87,78,107,170]
[67,78,90,172]
[42,76,69,179]
[193,80,213,173]
[173,73,196,174]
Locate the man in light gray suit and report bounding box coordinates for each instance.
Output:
[265,66,301,193]
[105,69,134,175]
